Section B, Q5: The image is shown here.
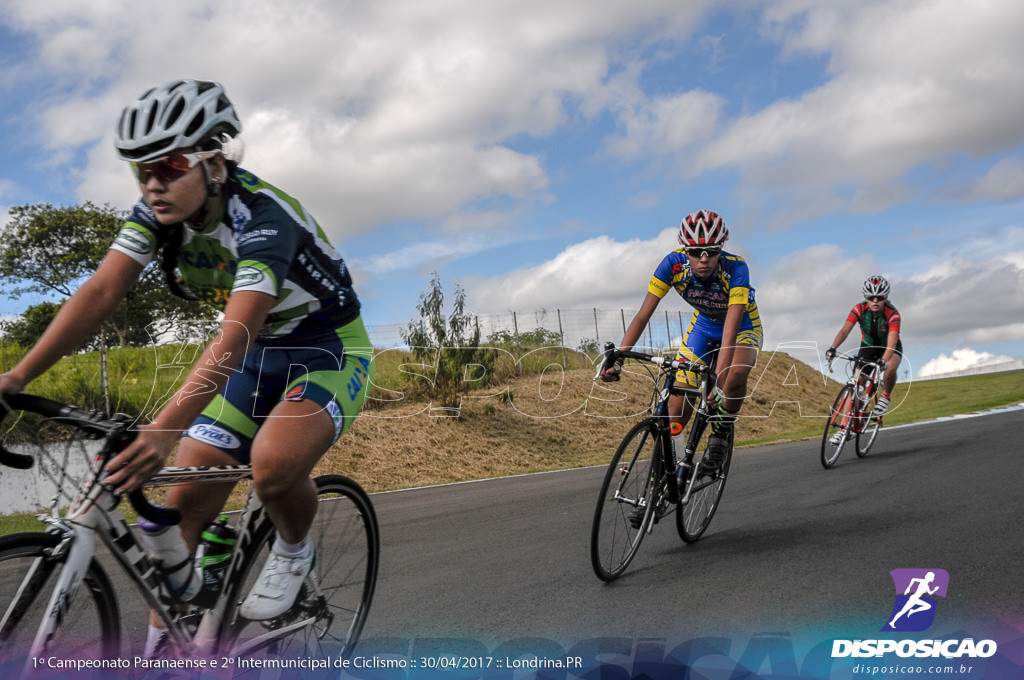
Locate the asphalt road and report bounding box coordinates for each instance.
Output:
[34,407,1024,666]
[358,408,1023,658]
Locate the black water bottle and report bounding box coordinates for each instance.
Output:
[191,515,238,608]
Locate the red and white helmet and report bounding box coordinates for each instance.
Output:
[862,275,891,298]
[678,210,729,247]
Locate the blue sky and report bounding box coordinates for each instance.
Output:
[1,0,1023,378]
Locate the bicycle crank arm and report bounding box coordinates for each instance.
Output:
[230,616,318,658]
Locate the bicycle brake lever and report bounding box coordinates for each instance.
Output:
[0,396,40,469]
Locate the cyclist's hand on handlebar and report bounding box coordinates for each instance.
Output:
[600,362,623,382]
[106,424,179,494]
[824,347,837,362]
[0,372,26,397]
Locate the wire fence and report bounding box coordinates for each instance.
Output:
[365,307,693,356]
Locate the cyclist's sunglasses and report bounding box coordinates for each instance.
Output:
[866,295,887,302]
[130,150,220,184]
[685,246,722,258]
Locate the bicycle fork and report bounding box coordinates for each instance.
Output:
[24,525,95,661]
[677,411,712,506]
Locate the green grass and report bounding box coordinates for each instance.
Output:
[762,370,1024,444]
[2,340,1021,535]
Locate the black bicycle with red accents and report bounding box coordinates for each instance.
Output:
[590,343,731,581]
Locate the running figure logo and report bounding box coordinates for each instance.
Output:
[883,569,949,632]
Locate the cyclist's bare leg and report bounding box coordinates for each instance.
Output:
[718,346,758,414]
[148,440,237,632]
[882,354,901,394]
[248,398,335,545]
[667,392,696,430]
[167,439,240,548]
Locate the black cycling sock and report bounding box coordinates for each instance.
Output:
[710,405,737,436]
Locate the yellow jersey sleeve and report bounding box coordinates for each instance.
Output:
[729,286,750,306]
[648,276,671,299]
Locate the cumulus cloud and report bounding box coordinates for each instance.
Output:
[601,0,1024,222]
[2,0,712,241]
[918,348,1017,378]
[459,226,1024,372]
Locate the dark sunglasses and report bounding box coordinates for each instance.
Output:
[130,150,219,184]
[866,295,887,302]
[685,246,722,259]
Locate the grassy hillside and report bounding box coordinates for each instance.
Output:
[317,352,1024,492]
[2,343,1021,531]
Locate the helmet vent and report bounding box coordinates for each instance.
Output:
[185,110,206,138]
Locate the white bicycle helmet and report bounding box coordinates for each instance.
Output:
[678,210,729,247]
[115,79,241,162]
[862,275,891,299]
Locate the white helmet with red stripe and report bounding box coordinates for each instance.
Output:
[678,210,728,247]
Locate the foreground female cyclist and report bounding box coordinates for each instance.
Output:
[0,80,373,652]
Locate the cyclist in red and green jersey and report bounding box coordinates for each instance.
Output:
[825,275,903,417]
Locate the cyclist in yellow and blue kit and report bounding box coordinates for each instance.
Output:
[0,80,374,653]
[601,210,763,472]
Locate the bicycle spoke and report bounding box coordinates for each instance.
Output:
[224,476,378,664]
[591,421,661,581]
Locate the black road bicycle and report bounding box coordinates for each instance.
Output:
[0,394,379,677]
[590,343,732,581]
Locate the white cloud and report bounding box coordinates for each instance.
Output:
[963,156,1024,202]
[918,348,1016,378]
[3,0,714,241]
[599,0,1024,225]
[464,227,678,313]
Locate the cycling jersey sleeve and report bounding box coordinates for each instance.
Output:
[883,304,902,333]
[647,251,684,299]
[228,195,300,298]
[846,303,866,325]
[109,200,162,266]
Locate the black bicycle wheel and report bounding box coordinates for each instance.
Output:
[856,407,881,457]
[0,532,120,673]
[590,420,661,581]
[677,436,731,542]
[821,386,854,469]
[223,475,379,664]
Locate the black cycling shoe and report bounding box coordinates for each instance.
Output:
[628,505,646,529]
[702,425,733,475]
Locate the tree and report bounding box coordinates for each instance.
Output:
[401,274,495,413]
[0,202,215,348]
[0,302,61,347]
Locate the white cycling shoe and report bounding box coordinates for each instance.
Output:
[829,430,850,446]
[872,395,890,418]
[239,546,314,620]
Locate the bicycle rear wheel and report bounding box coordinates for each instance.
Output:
[223,475,379,663]
[821,386,854,469]
[0,532,120,672]
[677,439,731,542]
[590,420,661,581]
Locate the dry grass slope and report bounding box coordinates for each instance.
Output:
[315,351,841,491]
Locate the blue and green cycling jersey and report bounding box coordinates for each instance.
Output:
[111,167,360,340]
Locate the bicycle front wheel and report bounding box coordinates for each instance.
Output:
[0,532,120,673]
[224,475,379,662]
[590,420,661,582]
[856,409,881,457]
[821,386,854,469]
[677,439,731,542]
